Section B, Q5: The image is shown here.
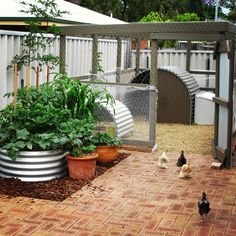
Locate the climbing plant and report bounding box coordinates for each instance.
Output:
[8,0,68,72]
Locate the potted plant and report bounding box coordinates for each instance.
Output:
[0,73,114,181]
[92,132,122,163]
[66,146,98,180]
[60,118,98,180]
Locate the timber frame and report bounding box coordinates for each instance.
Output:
[59,21,236,167]
[4,21,225,164]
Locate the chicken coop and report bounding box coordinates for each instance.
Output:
[1,20,236,167]
[128,66,200,125]
[58,21,236,167]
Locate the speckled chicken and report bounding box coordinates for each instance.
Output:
[176,150,186,167]
[198,192,211,222]
[179,162,192,178]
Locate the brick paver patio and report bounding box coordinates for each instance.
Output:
[0,151,236,235]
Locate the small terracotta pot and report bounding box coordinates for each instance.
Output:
[96,146,118,163]
[66,153,98,180]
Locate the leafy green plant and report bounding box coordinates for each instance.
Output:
[139,11,164,23]
[50,73,114,120]
[92,132,122,146]
[59,118,96,157]
[0,73,114,160]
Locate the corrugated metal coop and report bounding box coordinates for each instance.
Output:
[130,66,200,124]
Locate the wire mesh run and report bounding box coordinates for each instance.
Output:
[86,82,157,147]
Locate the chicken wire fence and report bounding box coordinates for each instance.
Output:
[85,81,157,148]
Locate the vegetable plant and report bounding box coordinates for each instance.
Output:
[0,73,114,160]
[92,132,122,146]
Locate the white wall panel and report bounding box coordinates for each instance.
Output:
[218,53,230,150]
[0,29,215,110]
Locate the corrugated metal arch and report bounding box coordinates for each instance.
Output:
[130,66,200,124]
[95,100,134,138]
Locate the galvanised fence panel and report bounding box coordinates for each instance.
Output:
[0,30,129,109]
[0,29,215,110]
[132,49,216,89]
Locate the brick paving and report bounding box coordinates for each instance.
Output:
[0,151,236,235]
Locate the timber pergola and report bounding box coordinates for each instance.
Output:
[60,21,236,167]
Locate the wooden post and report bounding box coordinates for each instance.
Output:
[59,35,66,74]
[46,65,50,84]
[135,39,140,76]
[227,40,235,167]
[150,39,158,86]
[149,39,158,147]
[36,66,39,89]
[26,64,30,89]
[92,34,98,80]
[13,64,18,107]
[116,37,122,83]
[186,41,191,72]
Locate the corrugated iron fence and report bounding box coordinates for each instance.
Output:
[0,30,214,110]
[132,49,215,88]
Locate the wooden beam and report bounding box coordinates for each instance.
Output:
[189,69,215,75]
[60,22,236,40]
[213,97,229,107]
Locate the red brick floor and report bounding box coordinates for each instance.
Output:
[0,151,236,235]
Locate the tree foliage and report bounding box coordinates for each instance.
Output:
[65,0,221,22]
[139,12,163,23]
[219,0,236,22]
[175,13,200,22]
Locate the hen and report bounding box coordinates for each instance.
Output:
[176,150,186,167]
[179,162,192,178]
[158,152,169,169]
[198,192,211,222]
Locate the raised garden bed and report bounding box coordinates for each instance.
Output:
[0,152,130,202]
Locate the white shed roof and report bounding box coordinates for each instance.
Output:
[0,0,126,25]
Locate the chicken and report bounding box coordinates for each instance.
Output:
[176,150,186,167]
[158,152,169,169]
[198,192,211,222]
[179,162,192,178]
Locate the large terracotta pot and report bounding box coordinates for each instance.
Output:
[96,146,118,164]
[66,153,98,180]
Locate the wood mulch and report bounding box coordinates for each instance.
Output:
[0,152,130,202]
[0,124,214,202]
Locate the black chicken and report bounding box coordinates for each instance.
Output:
[198,192,211,222]
[176,150,186,167]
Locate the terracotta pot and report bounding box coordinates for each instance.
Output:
[96,146,118,163]
[66,153,98,180]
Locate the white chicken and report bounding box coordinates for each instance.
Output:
[158,152,169,169]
